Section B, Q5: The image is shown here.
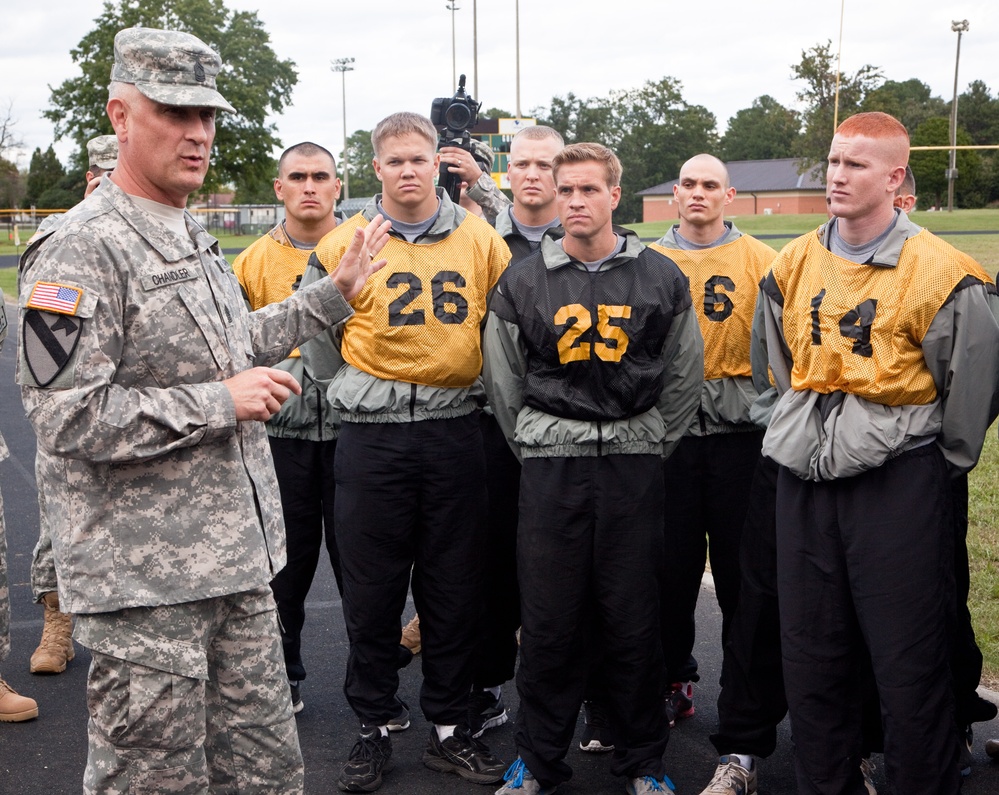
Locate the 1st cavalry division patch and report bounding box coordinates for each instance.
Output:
[24,282,85,387]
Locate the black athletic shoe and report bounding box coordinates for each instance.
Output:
[386,700,410,732]
[579,700,614,752]
[289,681,304,715]
[469,687,509,738]
[338,728,392,792]
[422,726,506,783]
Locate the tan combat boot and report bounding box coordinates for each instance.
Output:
[29,591,75,674]
[0,677,39,721]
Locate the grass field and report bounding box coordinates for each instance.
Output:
[3,209,999,682]
[969,428,999,687]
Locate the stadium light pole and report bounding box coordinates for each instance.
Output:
[515,0,521,117]
[947,19,969,213]
[832,0,845,132]
[447,2,460,87]
[331,57,355,201]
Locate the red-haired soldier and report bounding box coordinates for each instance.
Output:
[760,111,999,795]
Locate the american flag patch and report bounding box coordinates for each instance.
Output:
[27,282,84,315]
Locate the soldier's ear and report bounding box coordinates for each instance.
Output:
[107,98,129,139]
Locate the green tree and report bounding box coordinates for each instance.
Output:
[909,117,980,209]
[340,129,380,200]
[958,80,999,146]
[791,41,883,166]
[860,79,947,135]
[44,0,297,200]
[721,95,800,161]
[0,158,24,209]
[534,79,717,223]
[232,157,277,205]
[956,81,999,207]
[481,107,514,121]
[25,146,66,208]
[532,92,615,146]
[610,78,718,223]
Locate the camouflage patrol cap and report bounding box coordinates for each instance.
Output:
[111,27,236,113]
[470,138,494,173]
[86,135,119,170]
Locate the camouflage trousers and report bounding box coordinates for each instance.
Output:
[30,469,58,601]
[29,514,58,601]
[76,587,304,794]
[0,482,10,662]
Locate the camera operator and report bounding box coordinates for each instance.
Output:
[440,138,510,225]
[433,74,511,226]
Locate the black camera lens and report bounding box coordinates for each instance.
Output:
[444,102,473,131]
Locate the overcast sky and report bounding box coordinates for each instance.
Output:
[4,0,996,170]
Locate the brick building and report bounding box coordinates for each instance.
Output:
[639,158,826,222]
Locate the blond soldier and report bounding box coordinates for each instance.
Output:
[16,27,387,792]
[486,142,703,795]
[300,111,510,792]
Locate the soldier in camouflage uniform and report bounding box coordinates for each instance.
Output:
[27,137,119,677]
[30,135,118,244]
[16,27,388,793]
[0,289,40,722]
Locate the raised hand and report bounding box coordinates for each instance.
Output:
[332,214,392,301]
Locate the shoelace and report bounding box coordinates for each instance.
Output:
[704,764,749,794]
[37,612,71,650]
[503,758,528,787]
[350,733,387,762]
[638,775,676,792]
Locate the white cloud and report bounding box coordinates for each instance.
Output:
[3,0,996,170]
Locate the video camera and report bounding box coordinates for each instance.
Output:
[430,74,482,203]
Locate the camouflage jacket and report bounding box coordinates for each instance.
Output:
[465,172,511,226]
[16,179,353,614]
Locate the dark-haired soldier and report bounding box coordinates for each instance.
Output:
[233,141,349,717]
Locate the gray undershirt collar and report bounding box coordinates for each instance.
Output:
[282,222,314,250]
[564,234,626,272]
[509,208,559,245]
[828,212,899,264]
[673,221,732,251]
[377,198,441,242]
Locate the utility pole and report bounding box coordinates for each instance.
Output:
[947,20,969,213]
[331,57,355,200]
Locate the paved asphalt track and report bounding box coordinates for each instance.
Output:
[1,304,998,793]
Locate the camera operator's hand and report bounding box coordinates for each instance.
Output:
[440,146,485,187]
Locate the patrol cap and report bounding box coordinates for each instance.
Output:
[470,138,494,174]
[86,135,119,170]
[110,27,236,114]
